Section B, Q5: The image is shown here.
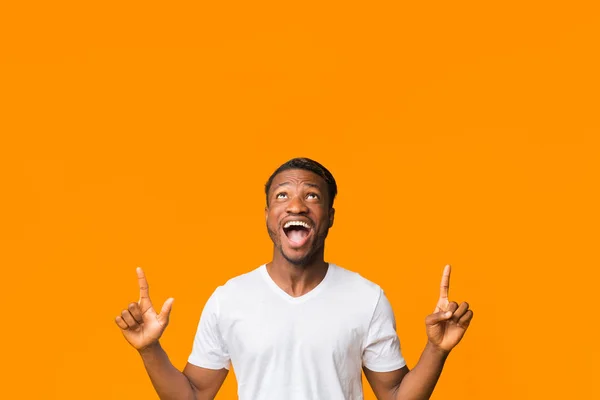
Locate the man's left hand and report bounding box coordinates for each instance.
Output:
[425,265,473,353]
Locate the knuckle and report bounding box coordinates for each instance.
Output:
[461,310,473,320]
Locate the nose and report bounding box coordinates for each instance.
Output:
[286,195,309,214]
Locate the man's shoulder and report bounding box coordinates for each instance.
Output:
[329,264,382,295]
[213,265,265,298]
[224,265,263,284]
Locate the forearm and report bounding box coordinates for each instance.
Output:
[394,342,448,400]
[139,342,197,400]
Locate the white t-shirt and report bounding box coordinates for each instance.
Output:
[188,264,406,400]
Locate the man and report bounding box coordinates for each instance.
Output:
[115,157,473,400]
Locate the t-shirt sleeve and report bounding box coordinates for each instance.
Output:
[187,287,231,370]
[362,289,406,372]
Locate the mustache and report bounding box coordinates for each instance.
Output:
[280,216,315,228]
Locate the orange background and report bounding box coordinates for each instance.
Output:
[1,1,598,399]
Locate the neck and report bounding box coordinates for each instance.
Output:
[266,248,328,297]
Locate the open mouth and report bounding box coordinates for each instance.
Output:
[282,220,312,248]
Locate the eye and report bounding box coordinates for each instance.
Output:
[306,192,319,200]
[276,192,288,199]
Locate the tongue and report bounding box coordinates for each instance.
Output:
[288,229,308,244]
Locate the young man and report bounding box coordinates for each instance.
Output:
[115,157,473,400]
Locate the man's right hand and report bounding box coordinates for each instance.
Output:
[115,267,174,351]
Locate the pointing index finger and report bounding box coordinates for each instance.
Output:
[137,267,151,304]
[439,264,451,300]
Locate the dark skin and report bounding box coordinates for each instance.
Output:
[264,168,335,297]
[115,168,473,400]
[363,264,474,400]
[115,269,228,400]
[264,170,474,399]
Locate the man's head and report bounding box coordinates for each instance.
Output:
[265,158,337,208]
[264,158,337,266]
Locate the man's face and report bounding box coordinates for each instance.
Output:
[265,169,335,266]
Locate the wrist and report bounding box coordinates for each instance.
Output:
[138,341,162,357]
[425,340,451,359]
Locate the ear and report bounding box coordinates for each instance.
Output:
[328,208,335,228]
[265,206,269,222]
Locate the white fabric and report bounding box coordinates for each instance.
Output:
[188,264,406,400]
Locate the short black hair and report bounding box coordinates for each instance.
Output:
[265,157,337,208]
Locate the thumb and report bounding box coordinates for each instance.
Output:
[157,298,174,325]
[426,310,453,326]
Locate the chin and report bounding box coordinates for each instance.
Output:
[284,256,310,267]
[281,248,316,267]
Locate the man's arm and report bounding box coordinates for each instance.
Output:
[364,265,473,400]
[115,268,229,400]
[139,342,228,400]
[363,342,447,400]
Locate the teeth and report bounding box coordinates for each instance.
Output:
[284,221,311,229]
